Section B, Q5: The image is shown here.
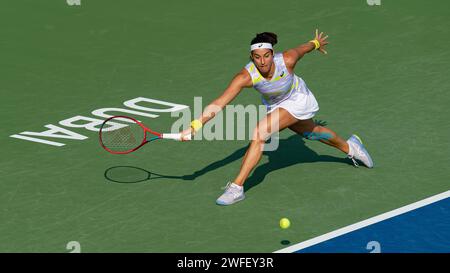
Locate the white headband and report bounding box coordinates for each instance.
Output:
[250,42,273,51]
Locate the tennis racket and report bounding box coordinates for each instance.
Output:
[99,115,191,154]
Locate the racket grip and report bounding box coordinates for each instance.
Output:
[162,133,192,141]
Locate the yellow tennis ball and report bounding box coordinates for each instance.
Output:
[280,218,290,229]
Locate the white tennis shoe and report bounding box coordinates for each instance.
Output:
[347,134,374,168]
[216,182,245,205]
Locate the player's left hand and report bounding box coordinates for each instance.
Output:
[314,29,329,54]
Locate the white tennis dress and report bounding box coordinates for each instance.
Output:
[245,52,319,120]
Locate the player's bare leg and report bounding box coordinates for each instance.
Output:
[289,118,374,168]
[216,108,298,205]
[288,118,349,154]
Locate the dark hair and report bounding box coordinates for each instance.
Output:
[250,32,278,46]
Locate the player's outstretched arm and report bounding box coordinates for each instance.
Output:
[284,29,329,70]
[180,69,252,139]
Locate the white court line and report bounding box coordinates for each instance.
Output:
[10,134,65,146]
[274,190,450,253]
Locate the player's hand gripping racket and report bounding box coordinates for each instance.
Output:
[99,115,191,154]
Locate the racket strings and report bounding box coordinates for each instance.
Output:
[101,121,144,152]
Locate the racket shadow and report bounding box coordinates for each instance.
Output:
[104,120,352,185]
[104,166,192,184]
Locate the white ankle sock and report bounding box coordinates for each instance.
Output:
[347,141,354,157]
[232,183,243,190]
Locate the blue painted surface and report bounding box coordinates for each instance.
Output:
[296,197,450,253]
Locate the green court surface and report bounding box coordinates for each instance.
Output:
[1,0,449,252]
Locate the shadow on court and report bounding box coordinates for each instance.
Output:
[105,131,352,187]
[104,166,193,183]
[188,133,352,192]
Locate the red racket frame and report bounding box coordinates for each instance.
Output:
[99,115,162,154]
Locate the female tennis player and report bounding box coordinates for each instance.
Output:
[181,30,374,205]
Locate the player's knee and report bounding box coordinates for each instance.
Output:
[302,131,316,140]
[252,127,270,143]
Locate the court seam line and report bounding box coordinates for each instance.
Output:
[273,190,450,253]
